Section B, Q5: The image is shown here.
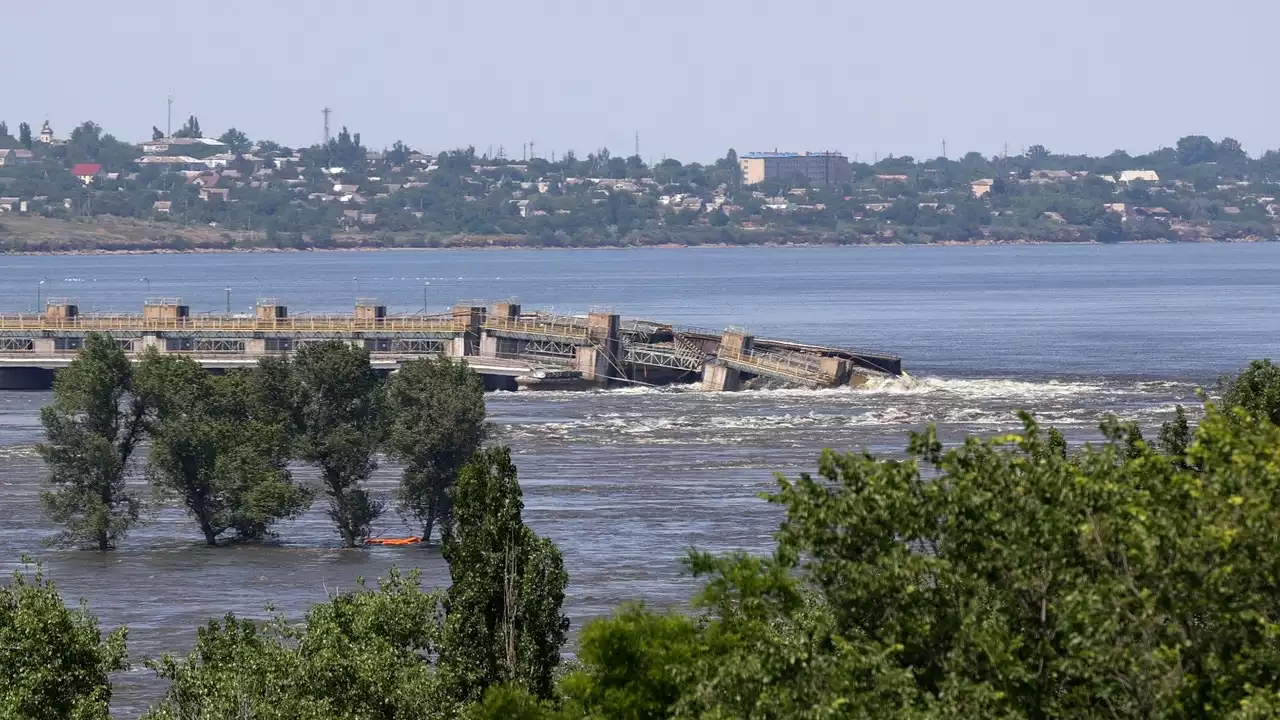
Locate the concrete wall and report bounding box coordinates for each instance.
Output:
[0,367,55,390]
[701,362,740,391]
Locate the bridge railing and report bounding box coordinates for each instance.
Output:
[0,314,469,333]
[482,315,592,341]
[717,346,829,386]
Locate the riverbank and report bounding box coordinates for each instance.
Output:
[2,215,1274,256]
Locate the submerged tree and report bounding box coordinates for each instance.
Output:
[292,341,384,547]
[138,354,311,545]
[439,447,569,704]
[0,562,127,720]
[38,333,147,550]
[386,356,488,543]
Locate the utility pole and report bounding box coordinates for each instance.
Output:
[322,107,332,144]
[522,142,527,161]
[166,92,173,137]
[225,286,231,314]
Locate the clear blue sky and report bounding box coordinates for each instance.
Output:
[4,0,1275,162]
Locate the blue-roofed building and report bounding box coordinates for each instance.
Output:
[740,150,851,186]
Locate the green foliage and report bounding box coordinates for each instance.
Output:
[1219,358,1280,426]
[292,341,384,547]
[38,333,147,550]
[173,115,202,139]
[217,127,251,155]
[18,121,31,148]
[0,562,127,720]
[143,569,447,719]
[440,447,569,705]
[138,353,312,545]
[386,357,489,543]
[559,407,1280,717]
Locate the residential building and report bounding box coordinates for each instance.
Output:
[971,178,994,198]
[70,163,103,185]
[141,137,228,155]
[1119,170,1160,184]
[0,149,33,166]
[739,151,851,186]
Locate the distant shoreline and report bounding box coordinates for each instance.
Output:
[3,237,1274,257]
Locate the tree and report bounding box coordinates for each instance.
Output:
[38,333,148,550]
[1218,136,1247,162]
[386,356,489,543]
[65,121,103,165]
[0,121,8,138]
[439,447,569,705]
[542,402,1280,718]
[144,569,445,719]
[1176,134,1218,165]
[18,121,31,149]
[1219,358,1280,426]
[1093,210,1125,243]
[0,562,128,720]
[292,341,384,547]
[324,126,366,169]
[151,126,164,140]
[173,114,202,139]
[218,127,251,154]
[387,139,411,165]
[138,354,311,546]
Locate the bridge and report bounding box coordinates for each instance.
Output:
[0,298,902,392]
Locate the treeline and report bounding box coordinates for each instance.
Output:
[2,117,1278,251]
[8,359,1280,718]
[38,333,488,549]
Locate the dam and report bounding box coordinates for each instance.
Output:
[0,298,902,391]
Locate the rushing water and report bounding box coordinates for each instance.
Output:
[1,243,1277,716]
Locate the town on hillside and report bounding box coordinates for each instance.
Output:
[0,117,1277,251]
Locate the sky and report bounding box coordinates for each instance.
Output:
[4,0,1276,163]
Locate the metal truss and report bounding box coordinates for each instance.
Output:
[623,342,705,371]
[520,338,576,358]
[391,339,446,355]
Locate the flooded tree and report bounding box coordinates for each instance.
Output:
[291,341,384,547]
[38,332,147,550]
[138,354,312,545]
[386,356,488,543]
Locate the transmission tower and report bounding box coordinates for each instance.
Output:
[322,107,332,144]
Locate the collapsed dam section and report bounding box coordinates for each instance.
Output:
[0,298,902,391]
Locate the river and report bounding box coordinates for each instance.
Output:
[1,243,1277,716]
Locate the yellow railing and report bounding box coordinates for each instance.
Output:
[0,314,469,333]
[482,315,591,341]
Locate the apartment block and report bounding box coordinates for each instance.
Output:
[739,151,851,186]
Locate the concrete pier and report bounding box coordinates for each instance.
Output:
[0,299,902,392]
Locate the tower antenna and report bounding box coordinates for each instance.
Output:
[166,92,173,137]
[322,107,332,144]
[635,131,640,158]
[941,137,947,160]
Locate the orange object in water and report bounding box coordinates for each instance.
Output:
[365,536,423,546]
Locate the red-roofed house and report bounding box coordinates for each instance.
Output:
[71,163,103,185]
